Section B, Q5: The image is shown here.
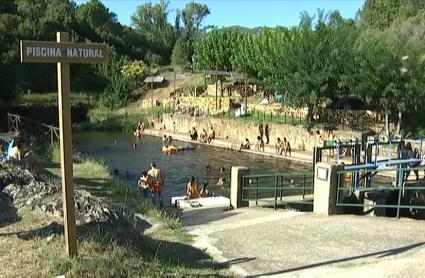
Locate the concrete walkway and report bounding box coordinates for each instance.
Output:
[144,129,313,164]
[182,206,425,277]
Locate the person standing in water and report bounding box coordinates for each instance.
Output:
[147,162,164,208]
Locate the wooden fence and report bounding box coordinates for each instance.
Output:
[7,113,59,145]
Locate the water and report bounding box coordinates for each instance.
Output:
[74,132,311,201]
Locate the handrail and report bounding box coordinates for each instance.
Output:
[7,112,60,145]
[242,171,314,209]
[243,172,314,179]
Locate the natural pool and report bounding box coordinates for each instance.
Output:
[74,132,311,202]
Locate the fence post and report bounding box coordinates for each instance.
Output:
[7,113,10,132]
[263,111,265,120]
[270,111,273,120]
[284,112,287,124]
[50,126,54,145]
[291,113,294,125]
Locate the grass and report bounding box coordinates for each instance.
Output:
[40,144,190,240]
[0,208,227,277]
[76,106,163,132]
[17,92,98,107]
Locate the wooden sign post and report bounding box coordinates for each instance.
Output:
[20,32,107,258]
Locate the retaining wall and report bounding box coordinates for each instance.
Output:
[161,114,363,151]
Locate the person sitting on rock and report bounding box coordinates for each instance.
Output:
[255,136,265,152]
[207,127,215,143]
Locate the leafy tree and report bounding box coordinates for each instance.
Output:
[131,0,176,65]
[171,38,191,70]
[194,28,240,72]
[96,50,136,109]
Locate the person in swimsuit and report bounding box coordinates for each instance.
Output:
[147,162,164,208]
[137,171,150,198]
[186,176,200,199]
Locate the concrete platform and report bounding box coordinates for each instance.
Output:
[183,207,425,277]
[171,195,230,209]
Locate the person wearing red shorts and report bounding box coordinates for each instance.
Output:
[148,162,164,208]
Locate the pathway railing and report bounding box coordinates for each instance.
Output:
[7,113,59,145]
[336,166,425,218]
[241,172,314,209]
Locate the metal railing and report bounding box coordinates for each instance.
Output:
[7,113,59,145]
[162,104,308,125]
[242,172,314,209]
[337,166,425,219]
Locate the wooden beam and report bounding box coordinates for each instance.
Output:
[57,31,77,258]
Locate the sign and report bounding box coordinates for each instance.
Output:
[20,40,107,64]
[20,33,108,259]
[317,167,329,181]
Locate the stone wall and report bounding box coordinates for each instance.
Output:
[162,114,362,151]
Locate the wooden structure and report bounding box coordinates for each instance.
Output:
[7,113,59,144]
[20,32,108,258]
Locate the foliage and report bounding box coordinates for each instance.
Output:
[171,38,191,70]
[194,28,241,71]
[121,60,149,85]
[18,92,97,107]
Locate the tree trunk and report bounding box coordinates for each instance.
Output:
[396,110,402,136]
[308,105,314,124]
[385,112,390,137]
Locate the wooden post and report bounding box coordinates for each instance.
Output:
[215,70,218,111]
[57,32,77,258]
[151,80,154,107]
[244,76,248,115]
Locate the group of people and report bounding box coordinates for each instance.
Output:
[137,162,164,208]
[162,134,173,144]
[238,124,291,156]
[186,176,211,199]
[133,121,145,138]
[189,126,215,143]
[275,137,291,156]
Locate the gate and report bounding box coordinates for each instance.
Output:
[242,172,314,209]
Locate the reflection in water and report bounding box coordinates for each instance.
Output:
[74,132,311,201]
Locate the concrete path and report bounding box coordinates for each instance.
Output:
[182,206,425,277]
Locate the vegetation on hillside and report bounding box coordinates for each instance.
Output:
[2,0,425,134]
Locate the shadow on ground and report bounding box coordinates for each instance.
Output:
[253,242,425,277]
[2,218,230,272]
[0,192,20,228]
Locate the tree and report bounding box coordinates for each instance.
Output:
[194,28,240,72]
[171,38,191,70]
[131,0,176,65]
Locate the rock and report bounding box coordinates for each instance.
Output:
[1,161,127,225]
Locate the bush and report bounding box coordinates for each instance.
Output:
[98,75,137,110]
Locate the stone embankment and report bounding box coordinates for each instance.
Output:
[0,161,119,225]
[161,113,362,152]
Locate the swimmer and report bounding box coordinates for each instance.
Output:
[125,170,131,179]
[114,139,118,145]
[133,143,137,149]
[112,169,119,178]
[206,164,211,172]
[217,177,226,186]
[219,167,225,173]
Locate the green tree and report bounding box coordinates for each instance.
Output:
[171,38,191,70]
[131,0,175,65]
